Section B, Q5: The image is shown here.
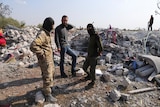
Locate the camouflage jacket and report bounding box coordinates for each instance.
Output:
[30,29,53,57]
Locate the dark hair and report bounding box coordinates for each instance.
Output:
[42,17,54,32]
[62,15,68,19]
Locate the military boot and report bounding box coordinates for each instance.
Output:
[45,94,57,103]
[88,80,95,86]
[84,74,91,80]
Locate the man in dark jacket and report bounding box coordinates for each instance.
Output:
[55,15,77,78]
[83,23,103,87]
[148,15,154,31]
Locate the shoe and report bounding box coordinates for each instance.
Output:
[61,73,68,78]
[72,72,76,77]
[85,81,95,90]
[45,94,57,103]
[88,81,95,86]
[84,75,91,80]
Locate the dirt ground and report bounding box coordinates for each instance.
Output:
[0,63,107,106]
[0,63,160,107]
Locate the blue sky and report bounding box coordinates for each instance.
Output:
[1,0,160,30]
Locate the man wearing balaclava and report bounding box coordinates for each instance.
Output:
[30,17,57,103]
[83,23,103,88]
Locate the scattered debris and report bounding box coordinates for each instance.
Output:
[0,26,160,106]
[128,87,160,94]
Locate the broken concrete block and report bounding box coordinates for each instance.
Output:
[101,72,111,82]
[128,49,133,57]
[0,48,6,54]
[116,63,123,70]
[154,74,160,86]
[148,71,156,81]
[116,69,123,76]
[155,78,160,86]
[76,68,85,76]
[120,93,130,101]
[138,54,160,74]
[121,77,131,88]
[127,74,135,81]
[116,53,123,58]
[96,69,103,75]
[135,65,152,75]
[154,74,160,79]
[123,41,131,48]
[136,60,145,68]
[109,89,121,101]
[76,56,85,64]
[123,68,129,76]
[106,53,112,64]
[138,67,154,77]
[135,77,144,82]
[18,61,25,67]
[107,66,117,72]
[99,59,105,66]
[28,50,34,56]
[20,48,31,57]
[20,48,27,55]
[35,91,45,104]
[13,50,22,58]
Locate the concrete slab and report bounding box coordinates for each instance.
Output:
[138,54,160,74]
[148,71,156,81]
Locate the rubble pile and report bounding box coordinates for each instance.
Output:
[0,26,40,67]
[0,26,160,106]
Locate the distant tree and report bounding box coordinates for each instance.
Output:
[0,3,26,28]
[37,24,42,28]
[20,21,26,28]
[0,3,12,17]
[0,17,22,28]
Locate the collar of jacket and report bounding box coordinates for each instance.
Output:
[42,28,50,36]
[61,24,68,28]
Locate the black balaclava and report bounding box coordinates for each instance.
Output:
[42,17,54,32]
[87,23,95,35]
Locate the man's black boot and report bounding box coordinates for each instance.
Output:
[72,72,76,77]
[61,73,68,78]
[88,80,95,86]
[84,75,91,80]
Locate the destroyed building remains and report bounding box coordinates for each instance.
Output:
[0,26,160,106]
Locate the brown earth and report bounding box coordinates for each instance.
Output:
[0,63,160,107]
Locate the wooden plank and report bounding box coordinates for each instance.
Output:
[148,71,156,81]
[128,87,160,94]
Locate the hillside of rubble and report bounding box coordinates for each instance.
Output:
[0,26,160,107]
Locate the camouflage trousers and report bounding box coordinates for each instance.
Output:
[82,57,97,81]
[37,55,54,95]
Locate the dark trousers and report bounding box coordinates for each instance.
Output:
[83,57,97,81]
[148,24,153,31]
[60,45,77,75]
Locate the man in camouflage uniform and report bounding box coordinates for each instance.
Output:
[83,23,103,87]
[30,17,57,103]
